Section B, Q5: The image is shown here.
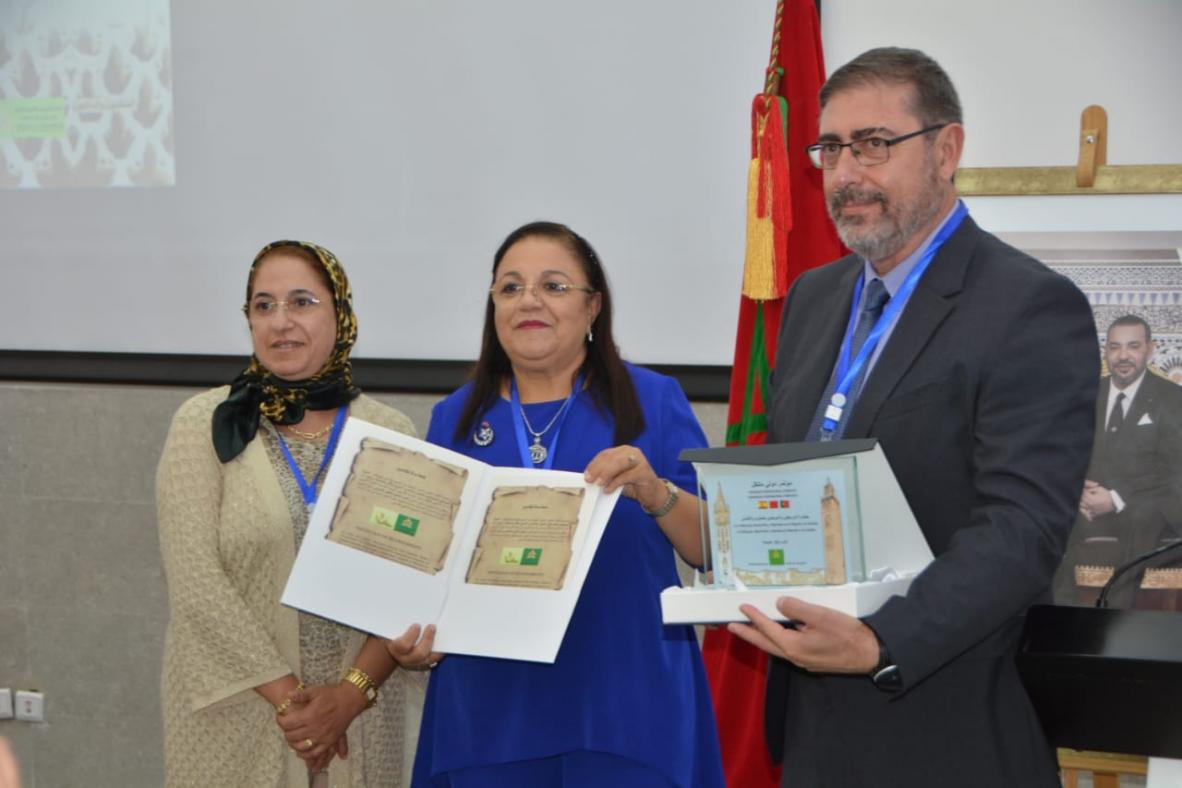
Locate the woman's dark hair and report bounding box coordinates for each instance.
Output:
[454,221,645,446]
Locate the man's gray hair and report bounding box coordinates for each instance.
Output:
[820,47,963,127]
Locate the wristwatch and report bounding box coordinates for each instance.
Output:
[641,479,680,518]
[342,667,379,708]
[869,637,903,694]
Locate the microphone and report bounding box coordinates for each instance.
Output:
[1096,539,1182,608]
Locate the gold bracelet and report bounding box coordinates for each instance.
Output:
[642,479,680,518]
[274,681,305,715]
[342,667,378,709]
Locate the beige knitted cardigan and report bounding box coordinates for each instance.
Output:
[158,387,425,788]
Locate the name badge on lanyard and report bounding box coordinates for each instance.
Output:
[275,407,349,513]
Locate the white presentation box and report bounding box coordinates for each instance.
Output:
[660,439,932,624]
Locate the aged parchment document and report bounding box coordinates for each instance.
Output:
[465,485,585,590]
[326,437,468,575]
[283,418,620,661]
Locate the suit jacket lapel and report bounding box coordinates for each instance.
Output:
[843,217,979,438]
[1096,383,1110,436]
[778,259,862,441]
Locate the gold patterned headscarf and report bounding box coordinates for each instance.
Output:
[212,240,361,463]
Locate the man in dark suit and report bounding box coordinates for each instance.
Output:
[1060,315,1182,605]
[728,48,1098,787]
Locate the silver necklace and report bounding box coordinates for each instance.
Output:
[519,398,571,465]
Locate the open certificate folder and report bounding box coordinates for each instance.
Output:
[282,418,620,663]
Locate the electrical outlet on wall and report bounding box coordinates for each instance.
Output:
[0,688,13,720]
[14,690,44,722]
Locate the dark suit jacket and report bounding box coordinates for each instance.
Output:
[765,217,1098,788]
[1059,372,1182,602]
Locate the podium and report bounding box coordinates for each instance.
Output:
[1017,604,1182,760]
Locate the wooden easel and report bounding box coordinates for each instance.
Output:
[956,105,1182,195]
[1059,748,1147,788]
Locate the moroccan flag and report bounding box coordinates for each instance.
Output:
[702,2,846,786]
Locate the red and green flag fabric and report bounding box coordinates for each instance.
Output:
[704,1,846,786]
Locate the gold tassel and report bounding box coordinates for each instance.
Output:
[742,154,778,300]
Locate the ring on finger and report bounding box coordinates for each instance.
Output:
[627,454,637,467]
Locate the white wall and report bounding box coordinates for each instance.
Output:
[1,1,774,364]
[822,0,1182,246]
[3,1,1179,364]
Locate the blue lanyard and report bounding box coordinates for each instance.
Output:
[275,406,349,508]
[822,201,968,436]
[508,373,584,470]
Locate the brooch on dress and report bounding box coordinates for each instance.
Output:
[473,420,495,447]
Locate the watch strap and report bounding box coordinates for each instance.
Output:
[642,479,680,518]
[342,667,378,708]
[869,638,903,693]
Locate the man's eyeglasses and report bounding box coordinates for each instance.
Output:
[806,123,948,169]
[243,295,324,318]
[489,281,597,302]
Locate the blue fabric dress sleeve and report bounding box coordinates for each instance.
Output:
[425,400,447,446]
[649,374,709,495]
[426,385,475,450]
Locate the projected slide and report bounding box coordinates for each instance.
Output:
[0,0,174,189]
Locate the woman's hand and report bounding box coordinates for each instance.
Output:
[275,682,367,766]
[584,445,667,512]
[386,624,445,670]
[304,734,347,773]
[296,732,346,773]
[585,445,705,566]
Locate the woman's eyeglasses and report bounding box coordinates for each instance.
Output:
[489,281,597,302]
[243,295,324,318]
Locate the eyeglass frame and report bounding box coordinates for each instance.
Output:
[242,293,325,318]
[805,123,949,170]
[488,281,598,301]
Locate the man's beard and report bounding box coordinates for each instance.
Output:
[827,162,944,264]
[1110,361,1144,388]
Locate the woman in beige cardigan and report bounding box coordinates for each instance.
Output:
[157,241,424,787]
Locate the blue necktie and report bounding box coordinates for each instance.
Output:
[806,278,891,441]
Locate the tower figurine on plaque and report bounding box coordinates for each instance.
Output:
[713,485,732,581]
[821,480,846,585]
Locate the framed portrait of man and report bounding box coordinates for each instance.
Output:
[1043,248,1182,609]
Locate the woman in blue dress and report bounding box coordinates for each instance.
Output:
[387,221,724,787]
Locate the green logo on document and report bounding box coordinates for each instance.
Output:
[371,506,419,536]
[500,547,542,566]
[768,548,785,566]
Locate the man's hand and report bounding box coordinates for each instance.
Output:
[727,596,880,674]
[1080,482,1116,520]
